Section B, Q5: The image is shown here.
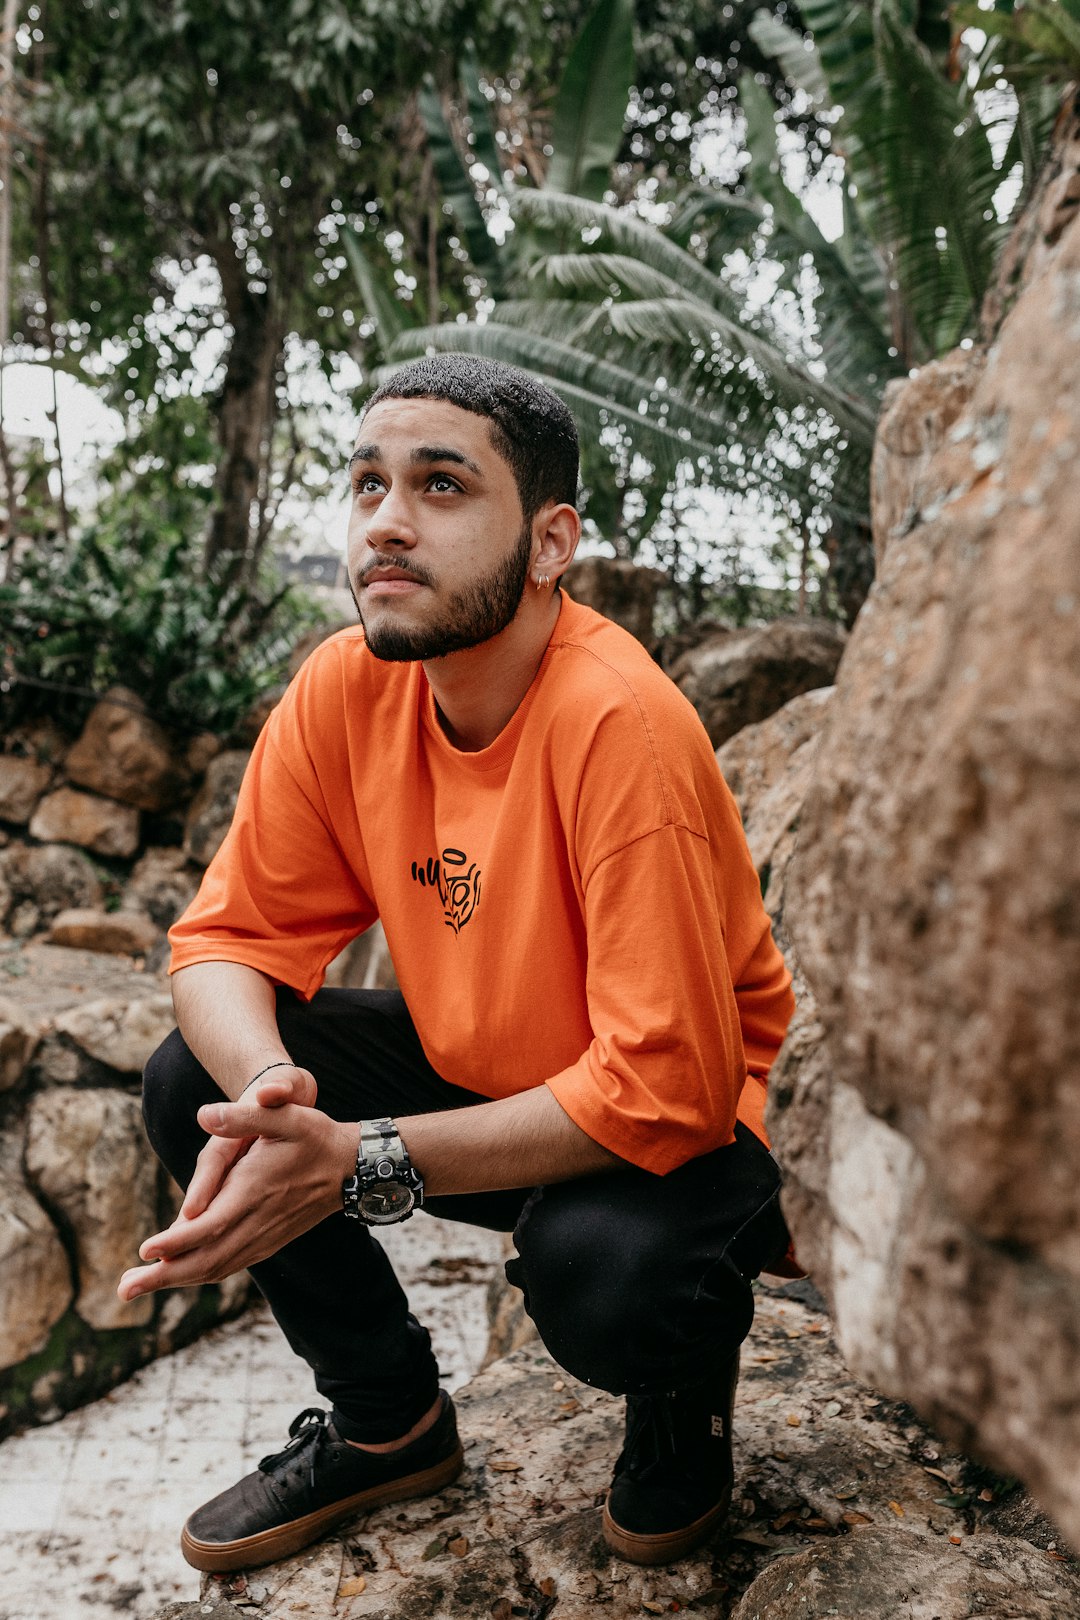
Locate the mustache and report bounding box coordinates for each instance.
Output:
[354,559,437,589]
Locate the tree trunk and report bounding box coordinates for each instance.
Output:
[204,254,286,579]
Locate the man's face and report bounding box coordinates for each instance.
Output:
[346,397,533,662]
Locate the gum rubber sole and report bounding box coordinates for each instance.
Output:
[180,1443,465,1573]
[601,1485,732,1566]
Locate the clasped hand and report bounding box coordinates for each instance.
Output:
[117,1070,356,1303]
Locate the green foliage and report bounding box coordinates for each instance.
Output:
[956,0,1080,83]
[548,0,635,201]
[0,519,325,738]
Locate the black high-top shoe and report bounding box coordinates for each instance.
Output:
[602,1351,739,1565]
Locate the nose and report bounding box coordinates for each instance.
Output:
[360,482,417,552]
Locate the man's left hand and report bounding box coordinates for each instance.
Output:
[117,1099,357,1302]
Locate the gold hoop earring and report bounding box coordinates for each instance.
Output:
[535,573,550,590]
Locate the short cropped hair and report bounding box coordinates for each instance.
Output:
[362,355,579,522]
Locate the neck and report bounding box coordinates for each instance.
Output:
[424,591,562,752]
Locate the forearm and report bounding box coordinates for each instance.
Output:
[171,961,294,1102]
[397,1084,625,1197]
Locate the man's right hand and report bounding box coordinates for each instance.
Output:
[180,1065,318,1220]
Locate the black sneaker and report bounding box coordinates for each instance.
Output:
[602,1352,739,1565]
[180,1392,464,1573]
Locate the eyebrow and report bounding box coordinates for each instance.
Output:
[348,444,484,477]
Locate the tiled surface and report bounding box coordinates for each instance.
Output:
[0,1214,504,1620]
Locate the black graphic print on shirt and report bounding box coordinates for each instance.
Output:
[410,847,482,933]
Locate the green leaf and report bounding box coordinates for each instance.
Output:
[340,227,416,355]
[747,10,829,105]
[547,0,634,201]
[418,77,499,283]
[459,45,504,187]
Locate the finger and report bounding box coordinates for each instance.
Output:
[181,1134,252,1219]
[197,1099,311,1140]
[119,1250,240,1300]
[139,1204,223,1263]
[256,1068,318,1108]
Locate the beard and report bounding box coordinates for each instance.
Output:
[352,522,534,662]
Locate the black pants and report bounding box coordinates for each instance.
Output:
[142,988,789,1444]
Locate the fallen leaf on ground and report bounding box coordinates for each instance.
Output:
[492,1600,513,1620]
[786,1414,801,1428]
[489,1459,524,1472]
[538,1576,556,1596]
[888,1501,905,1517]
[832,1487,859,1501]
[978,1487,995,1502]
[448,1535,469,1558]
[338,1576,367,1596]
[842,1511,872,1525]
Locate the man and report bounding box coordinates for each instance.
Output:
[119,355,794,1575]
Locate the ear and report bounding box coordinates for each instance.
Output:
[530,501,581,586]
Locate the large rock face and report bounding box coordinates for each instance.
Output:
[769,93,1080,1546]
[25,1088,158,1330]
[672,619,846,748]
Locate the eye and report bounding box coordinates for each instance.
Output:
[428,473,462,493]
[353,473,384,495]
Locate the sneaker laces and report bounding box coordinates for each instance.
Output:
[615,1394,679,1484]
[258,1407,330,1493]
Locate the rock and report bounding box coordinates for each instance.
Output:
[732,1525,1080,1620]
[0,841,104,924]
[769,97,1080,1546]
[236,687,286,744]
[24,1088,157,1330]
[483,1235,537,1366]
[0,755,53,823]
[562,556,665,645]
[167,1284,1079,1620]
[183,750,250,867]
[53,991,175,1075]
[122,847,200,931]
[0,993,42,1091]
[64,686,189,812]
[871,352,979,572]
[184,731,222,777]
[671,619,847,748]
[716,686,833,922]
[0,1137,73,1371]
[29,787,140,858]
[48,908,161,957]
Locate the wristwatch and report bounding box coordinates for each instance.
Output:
[342,1118,424,1226]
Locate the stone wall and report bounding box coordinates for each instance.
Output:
[0,691,264,1436]
[768,90,1080,1547]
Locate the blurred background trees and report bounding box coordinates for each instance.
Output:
[0,0,1068,729]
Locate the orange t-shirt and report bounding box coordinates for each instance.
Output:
[169,594,794,1175]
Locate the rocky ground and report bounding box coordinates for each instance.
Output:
[151,1280,1080,1620]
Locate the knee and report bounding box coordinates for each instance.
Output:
[141,1029,218,1172]
[511,1186,673,1390]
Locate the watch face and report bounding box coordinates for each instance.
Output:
[358,1181,416,1225]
